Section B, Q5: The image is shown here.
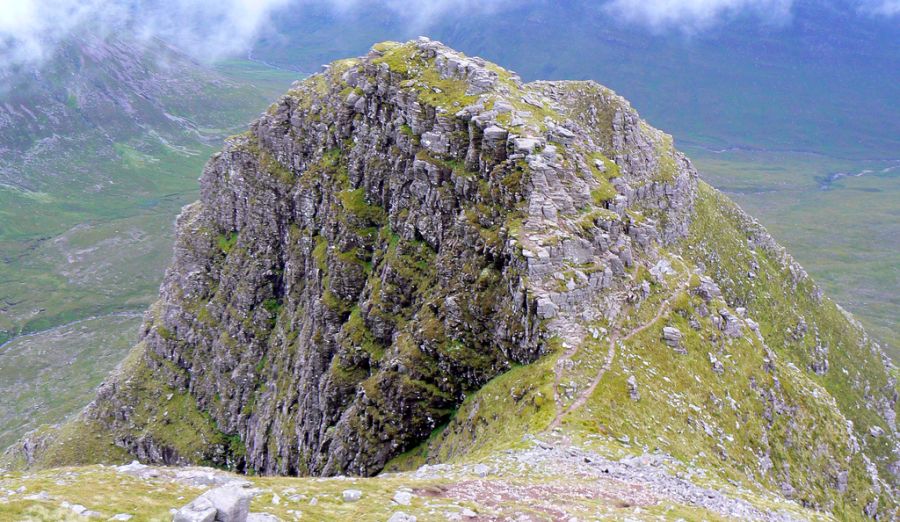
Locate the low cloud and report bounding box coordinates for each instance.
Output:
[0,0,292,71]
[0,1,896,73]
[326,0,513,28]
[602,0,796,31]
[860,0,900,15]
[0,0,516,72]
[0,0,111,67]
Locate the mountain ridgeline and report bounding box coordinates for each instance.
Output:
[9,39,897,519]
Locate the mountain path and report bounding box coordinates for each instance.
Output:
[549,272,691,430]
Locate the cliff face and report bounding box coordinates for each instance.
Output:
[92,37,690,476]
[13,39,898,519]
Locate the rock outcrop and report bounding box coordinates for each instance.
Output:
[85,37,696,477]
[10,38,897,520]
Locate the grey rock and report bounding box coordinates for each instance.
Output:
[116,460,147,474]
[836,470,849,493]
[547,124,575,145]
[649,259,675,281]
[662,326,682,343]
[536,298,559,319]
[247,514,280,522]
[695,276,721,301]
[173,497,217,522]
[662,327,685,353]
[809,343,829,375]
[191,485,255,522]
[342,489,362,502]
[174,469,248,488]
[387,512,417,522]
[483,125,508,143]
[718,309,743,338]
[421,131,449,154]
[493,101,514,113]
[513,137,542,154]
[627,375,640,401]
[708,353,724,374]
[392,490,413,506]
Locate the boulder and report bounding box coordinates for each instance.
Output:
[649,259,675,282]
[247,514,280,522]
[695,276,721,301]
[173,497,217,522]
[627,375,640,401]
[175,485,255,522]
[203,486,255,521]
[708,353,724,374]
[662,326,683,347]
[547,123,575,145]
[718,309,743,338]
[392,490,413,506]
[483,125,508,144]
[342,489,363,502]
[513,137,542,154]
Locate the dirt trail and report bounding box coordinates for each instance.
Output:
[549,274,690,429]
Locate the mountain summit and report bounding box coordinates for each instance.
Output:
[8,38,897,520]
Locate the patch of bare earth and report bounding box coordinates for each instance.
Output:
[417,473,661,520]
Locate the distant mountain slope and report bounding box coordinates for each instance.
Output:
[0,32,295,449]
[11,39,896,520]
[0,32,293,343]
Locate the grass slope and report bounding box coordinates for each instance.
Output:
[388,183,896,520]
[0,315,142,450]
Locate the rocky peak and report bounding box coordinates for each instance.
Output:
[79,37,697,476]
[11,38,897,520]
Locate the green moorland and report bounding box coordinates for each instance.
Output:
[0,51,297,450]
[0,315,142,449]
[689,149,899,356]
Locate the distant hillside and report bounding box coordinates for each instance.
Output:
[0,31,295,449]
